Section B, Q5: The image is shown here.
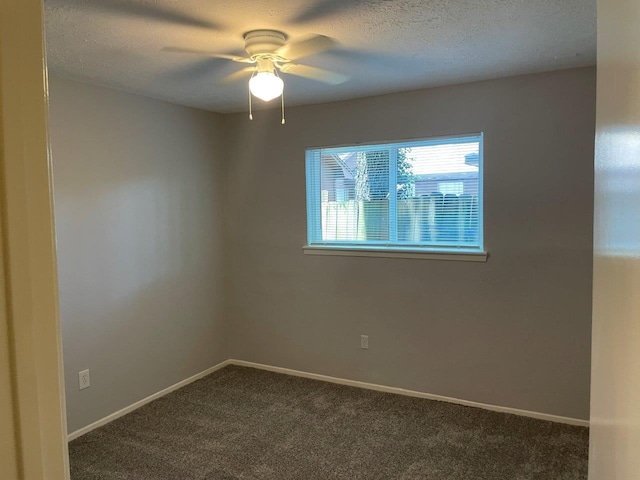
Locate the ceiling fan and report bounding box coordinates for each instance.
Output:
[164,29,350,124]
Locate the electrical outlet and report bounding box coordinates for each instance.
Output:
[79,369,90,390]
[361,335,369,350]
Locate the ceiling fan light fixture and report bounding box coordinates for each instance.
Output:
[249,71,284,102]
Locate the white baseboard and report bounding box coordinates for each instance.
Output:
[68,357,588,441]
[67,359,232,441]
[229,359,590,428]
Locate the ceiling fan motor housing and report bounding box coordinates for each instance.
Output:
[243,30,287,57]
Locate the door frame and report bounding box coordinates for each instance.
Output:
[0,0,70,478]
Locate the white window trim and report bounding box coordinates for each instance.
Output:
[303,245,488,262]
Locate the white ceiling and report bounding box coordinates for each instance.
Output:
[44,0,596,113]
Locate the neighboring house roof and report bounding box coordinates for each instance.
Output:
[321,153,358,181]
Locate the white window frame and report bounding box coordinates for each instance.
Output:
[304,134,488,261]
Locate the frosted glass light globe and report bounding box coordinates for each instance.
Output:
[249,72,284,102]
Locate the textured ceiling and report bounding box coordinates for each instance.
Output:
[44,0,596,113]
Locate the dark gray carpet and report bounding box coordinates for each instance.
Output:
[69,365,589,479]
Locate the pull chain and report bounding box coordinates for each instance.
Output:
[248,70,255,120]
[273,67,285,125]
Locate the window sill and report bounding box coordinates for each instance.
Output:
[302,246,488,262]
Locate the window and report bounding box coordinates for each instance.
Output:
[305,134,484,259]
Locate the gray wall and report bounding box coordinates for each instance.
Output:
[50,68,596,432]
[49,76,228,433]
[224,67,595,420]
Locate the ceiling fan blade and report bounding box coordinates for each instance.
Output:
[162,47,254,63]
[279,63,349,85]
[325,48,421,68]
[220,67,255,84]
[162,58,227,82]
[290,0,367,24]
[64,0,224,31]
[276,35,338,61]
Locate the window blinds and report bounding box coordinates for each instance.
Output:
[306,134,483,251]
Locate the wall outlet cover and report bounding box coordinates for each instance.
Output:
[79,369,90,390]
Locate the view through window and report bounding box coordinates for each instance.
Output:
[305,134,483,252]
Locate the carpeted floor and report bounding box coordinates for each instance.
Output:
[69,365,589,479]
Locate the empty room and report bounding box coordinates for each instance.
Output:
[2,0,637,478]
